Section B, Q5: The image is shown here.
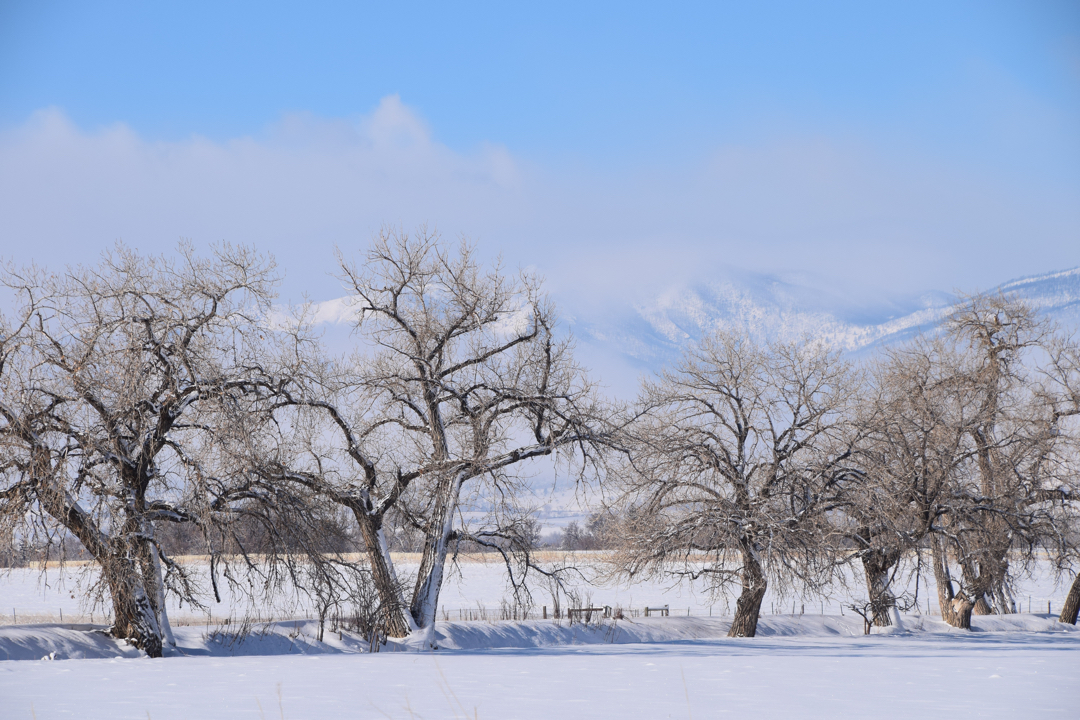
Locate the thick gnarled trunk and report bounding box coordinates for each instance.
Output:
[102,549,164,657]
[729,543,766,638]
[1059,573,1080,625]
[34,473,165,655]
[961,559,992,616]
[931,536,973,629]
[354,508,413,638]
[861,547,901,627]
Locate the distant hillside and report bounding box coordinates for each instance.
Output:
[572,267,1080,376]
[297,266,1080,391]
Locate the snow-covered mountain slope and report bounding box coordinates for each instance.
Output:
[289,266,1080,397]
[571,266,1080,380]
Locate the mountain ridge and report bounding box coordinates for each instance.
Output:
[572,266,1080,377]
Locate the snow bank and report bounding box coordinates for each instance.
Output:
[429,613,1078,650]
[2,611,1074,662]
[0,624,143,661]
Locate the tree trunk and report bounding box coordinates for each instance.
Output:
[137,534,175,648]
[990,576,1015,615]
[930,535,973,629]
[962,551,1013,615]
[103,551,164,657]
[728,543,766,638]
[33,472,164,655]
[861,547,900,627]
[410,472,465,634]
[1059,573,1080,625]
[960,558,992,615]
[950,594,975,629]
[930,536,953,619]
[354,507,413,638]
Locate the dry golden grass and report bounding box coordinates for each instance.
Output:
[25,549,615,570]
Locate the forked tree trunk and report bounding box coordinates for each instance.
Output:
[728,544,766,638]
[960,559,992,615]
[861,547,900,627]
[1059,574,1080,625]
[964,553,1013,615]
[410,472,464,635]
[354,508,413,637]
[949,594,975,629]
[931,536,973,630]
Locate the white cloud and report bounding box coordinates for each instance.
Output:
[0,98,1076,319]
[0,99,528,301]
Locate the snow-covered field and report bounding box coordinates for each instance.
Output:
[3,552,1076,625]
[1,615,1076,719]
[1,557,1078,719]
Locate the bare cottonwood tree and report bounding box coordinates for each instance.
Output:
[262,230,611,641]
[1032,333,1080,624]
[608,332,856,637]
[847,337,984,628]
[0,245,353,656]
[850,297,1080,629]
[942,295,1051,615]
[919,296,1080,626]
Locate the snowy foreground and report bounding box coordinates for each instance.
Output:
[2,560,1079,718]
[1,614,1077,719]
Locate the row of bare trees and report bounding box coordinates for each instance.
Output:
[2,231,1078,656]
[0,232,611,656]
[606,295,1080,636]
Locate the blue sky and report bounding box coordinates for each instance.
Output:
[0,0,1078,305]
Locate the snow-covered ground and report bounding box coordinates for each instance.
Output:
[0,615,1076,719]
[1,557,1078,718]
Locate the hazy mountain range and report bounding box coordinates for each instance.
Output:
[301,264,1080,395]
[570,266,1080,381]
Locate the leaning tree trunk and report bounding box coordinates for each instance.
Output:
[353,507,413,638]
[862,547,900,627]
[34,473,164,655]
[931,536,973,629]
[1059,573,1080,625]
[729,542,767,638]
[410,472,464,635]
[102,549,164,657]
